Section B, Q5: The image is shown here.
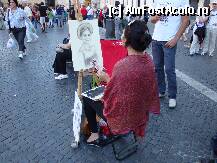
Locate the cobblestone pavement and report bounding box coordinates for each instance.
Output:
[0,25,217,163]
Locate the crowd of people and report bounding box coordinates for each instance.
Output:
[182,1,217,57]
[2,0,71,59]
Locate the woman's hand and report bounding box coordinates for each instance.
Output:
[57,43,71,49]
[165,37,179,48]
[97,70,110,83]
[150,15,161,24]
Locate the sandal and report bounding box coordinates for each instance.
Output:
[86,139,101,147]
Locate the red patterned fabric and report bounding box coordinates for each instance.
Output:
[103,53,160,137]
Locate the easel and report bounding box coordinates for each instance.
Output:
[71,0,100,147]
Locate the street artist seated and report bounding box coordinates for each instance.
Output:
[83,20,160,147]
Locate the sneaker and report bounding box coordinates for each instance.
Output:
[54,73,59,76]
[23,51,27,56]
[159,93,165,98]
[209,53,214,57]
[18,52,23,59]
[169,99,176,109]
[27,39,32,43]
[86,139,101,148]
[55,74,68,80]
[201,52,206,56]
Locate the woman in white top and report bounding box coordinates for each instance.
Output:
[6,0,29,59]
[202,0,217,57]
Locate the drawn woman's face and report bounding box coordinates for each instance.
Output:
[81,29,91,43]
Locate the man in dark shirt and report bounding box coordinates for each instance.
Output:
[39,2,48,32]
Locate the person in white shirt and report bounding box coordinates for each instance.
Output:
[86,3,94,20]
[150,0,189,109]
[202,0,217,57]
[22,2,38,43]
[6,0,30,59]
[23,2,32,20]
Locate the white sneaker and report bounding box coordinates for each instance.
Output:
[27,40,32,43]
[209,53,214,57]
[55,74,68,80]
[169,99,176,109]
[23,51,27,56]
[54,73,59,75]
[18,52,23,59]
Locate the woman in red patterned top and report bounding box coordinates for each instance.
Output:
[83,20,160,147]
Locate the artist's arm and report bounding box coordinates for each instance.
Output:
[165,15,189,48]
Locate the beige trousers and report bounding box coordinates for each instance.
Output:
[202,27,217,55]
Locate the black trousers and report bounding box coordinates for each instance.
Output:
[52,49,72,74]
[12,27,26,52]
[83,97,106,133]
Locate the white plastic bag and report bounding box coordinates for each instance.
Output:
[26,20,38,41]
[7,34,16,49]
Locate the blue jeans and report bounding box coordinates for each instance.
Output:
[87,15,94,20]
[152,40,177,99]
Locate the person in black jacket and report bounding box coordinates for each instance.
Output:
[69,6,76,20]
[39,2,48,32]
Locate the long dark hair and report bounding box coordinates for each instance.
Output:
[8,0,19,7]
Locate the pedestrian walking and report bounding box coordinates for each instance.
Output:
[6,0,30,59]
[114,1,122,40]
[202,0,217,57]
[86,3,94,20]
[47,8,54,28]
[190,16,206,55]
[22,1,38,43]
[151,0,190,109]
[31,5,39,29]
[56,5,64,28]
[80,4,87,20]
[38,2,47,32]
[69,6,76,20]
